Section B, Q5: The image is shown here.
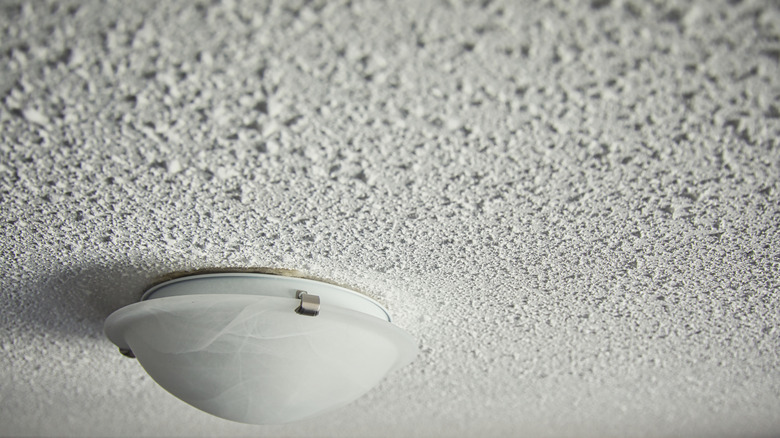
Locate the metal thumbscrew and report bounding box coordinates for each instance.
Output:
[295,291,320,316]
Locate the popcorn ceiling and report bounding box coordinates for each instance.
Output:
[1,0,779,436]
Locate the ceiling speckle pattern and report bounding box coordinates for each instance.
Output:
[1,0,779,436]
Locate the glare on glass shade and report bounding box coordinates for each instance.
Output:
[104,273,417,424]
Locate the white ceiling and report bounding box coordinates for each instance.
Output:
[1,0,779,436]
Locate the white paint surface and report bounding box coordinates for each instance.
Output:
[1,0,779,436]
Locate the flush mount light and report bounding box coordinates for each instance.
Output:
[104,272,416,424]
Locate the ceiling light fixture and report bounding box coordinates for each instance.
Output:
[104,272,417,424]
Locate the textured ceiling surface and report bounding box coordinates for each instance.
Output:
[1,0,779,436]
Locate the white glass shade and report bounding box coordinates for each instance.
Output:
[104,273,416,424]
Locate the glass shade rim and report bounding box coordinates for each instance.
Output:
[141,272,392,321]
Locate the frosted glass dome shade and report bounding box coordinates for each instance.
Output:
[104,273,417,424]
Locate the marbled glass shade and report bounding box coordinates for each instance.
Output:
[104,274,416,424]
